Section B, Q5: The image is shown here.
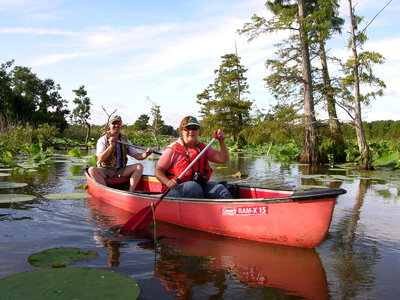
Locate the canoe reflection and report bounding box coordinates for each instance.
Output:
[87,196,328,300]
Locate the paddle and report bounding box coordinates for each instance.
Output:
[118,136,217,234]
[117,140,162,155]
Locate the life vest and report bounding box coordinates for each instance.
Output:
[100,132,129,168]
[165,141,213,184]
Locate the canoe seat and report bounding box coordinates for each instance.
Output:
[105,176,130,185]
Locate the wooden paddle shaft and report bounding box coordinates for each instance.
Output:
[118,137,217,234]
[117,140,162,155]
[176,138,216,182]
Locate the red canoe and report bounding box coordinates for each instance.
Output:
[87,197,329,299]
[85,170,346,248]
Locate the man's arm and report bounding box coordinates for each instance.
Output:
[97,136,117,163]
[132,148,153,160]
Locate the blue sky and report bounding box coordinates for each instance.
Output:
[1,0,399,127]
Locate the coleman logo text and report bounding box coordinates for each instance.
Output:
[222,206,268,216]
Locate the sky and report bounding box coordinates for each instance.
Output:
[0,0,399,128]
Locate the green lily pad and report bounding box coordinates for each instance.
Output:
[315,177,341,182]
[50,160,71,163]
[43,193,90,200]
[68,147,84,157]
[330,175,352,181]
[60,175,87,181]
[0,267,140,299]
[0,194,36,203]
[300,185,329,189]
[376,189,392,198]
[0,182,28,189]
[28,247,98,267]
[291,174,326,179]
[0,173,11,177]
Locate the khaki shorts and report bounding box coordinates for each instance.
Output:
[98,167,128,179]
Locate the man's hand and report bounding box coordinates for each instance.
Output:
[145,148,153,158]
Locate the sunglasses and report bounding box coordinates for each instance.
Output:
[112,121,122,126]
[183,126,200,131]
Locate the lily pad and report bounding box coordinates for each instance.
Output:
[330,175,352,181]
[50,160,71,163]
[291,174,326,179]
[0,267,140,299]
[43,193,90,200]
[300,185,329,189]
[315,177,342,182]
[0,194,36,203]
[376,189,392,198]
[0,182,28,189]
[60,175,87,181]
[28,247,98,267]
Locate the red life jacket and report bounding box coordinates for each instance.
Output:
[165,141,213,184]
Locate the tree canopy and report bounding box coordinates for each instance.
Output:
[0,60,69,131]
[197,53,253,147]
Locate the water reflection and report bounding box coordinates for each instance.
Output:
[87,196,329,299]
[329,179,380,299]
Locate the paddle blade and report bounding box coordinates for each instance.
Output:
[118,206,154,234]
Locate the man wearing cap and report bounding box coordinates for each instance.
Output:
[155,115,232,199]
[88,114,153,191]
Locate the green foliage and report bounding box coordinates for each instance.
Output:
[0,121,58,152]
[132,114,150,131]
[372,151,399,169]
[82,155,98,166]
[0,267,141,299]
[25,143,53,169]
[70,85,92,146]
[70,85,91,126]
[0,60,69,131]
[270,141,302,162]
[344,140,360,163]
[244,103,302,146]
[28,247,98,267]
[68,147,84,158]
[0,146,13,166]
[197,54,253,145]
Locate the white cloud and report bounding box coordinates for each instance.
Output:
[1,0,398,126]
[30,52,90,67]
[0,27,74,35]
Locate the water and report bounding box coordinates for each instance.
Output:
[1,152,399,299]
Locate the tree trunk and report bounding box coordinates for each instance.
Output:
[348,0,372,170]
[298,0,320,165]
[319,39,346,162]
[152,131,160,150]
[85,123,91,151]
